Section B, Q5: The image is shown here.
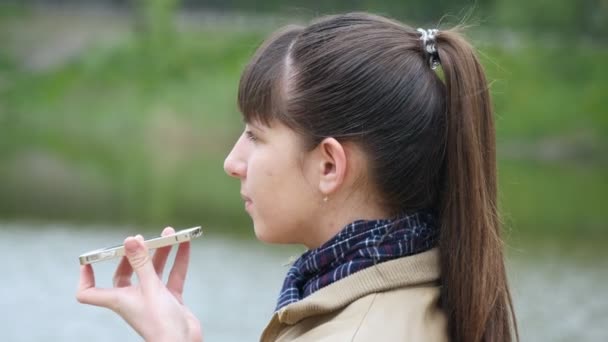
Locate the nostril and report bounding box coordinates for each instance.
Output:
[224,157,246,178]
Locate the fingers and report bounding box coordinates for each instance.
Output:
[152,227,176,279]
[114,227,175,287]
[125,235,159,294]
[113,256,133,287]
[78,264,96,292]
[167,240,190,301]
[77,264,118,308]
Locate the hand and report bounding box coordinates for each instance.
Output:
[76,227,203,342]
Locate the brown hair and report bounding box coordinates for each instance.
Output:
[238,12,518,342]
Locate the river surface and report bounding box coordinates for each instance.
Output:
[0,223,606,341]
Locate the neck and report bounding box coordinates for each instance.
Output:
[304,193,390,249]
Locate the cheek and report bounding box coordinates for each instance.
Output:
[247,152,316,242]
[247,154,272,185]
[249,155,290,208]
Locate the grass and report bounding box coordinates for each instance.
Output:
[499,159,607,240]
[1,29,259,231]
[481,38,608,140]
[0,18,606,239]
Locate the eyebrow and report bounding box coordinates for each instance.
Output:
[247,121,266,132]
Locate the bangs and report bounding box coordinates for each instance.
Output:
[238,25,302,127]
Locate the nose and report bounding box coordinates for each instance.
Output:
[224,155,246,178]
[224,138,247,179]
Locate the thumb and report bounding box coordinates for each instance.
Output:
[125,235,159,292]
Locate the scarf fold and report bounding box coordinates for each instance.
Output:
[275,211,439,311]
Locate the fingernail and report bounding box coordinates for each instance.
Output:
[162,226,174,236]
[125,237,139,254]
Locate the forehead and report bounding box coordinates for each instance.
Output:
[251,120,306,148]
[245,119,267,131]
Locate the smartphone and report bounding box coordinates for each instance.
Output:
[79,226,203,265]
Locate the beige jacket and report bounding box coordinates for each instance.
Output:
[260,248,447,342]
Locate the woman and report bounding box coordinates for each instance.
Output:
[77,12,518,342]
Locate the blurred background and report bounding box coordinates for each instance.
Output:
[0,0,606,341]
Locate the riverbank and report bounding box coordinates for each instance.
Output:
[1,7,606,240]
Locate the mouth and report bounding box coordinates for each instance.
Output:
[241,193,253,210]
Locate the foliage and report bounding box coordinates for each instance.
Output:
[0,7,605,238]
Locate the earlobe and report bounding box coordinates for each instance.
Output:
[317,138,347,196]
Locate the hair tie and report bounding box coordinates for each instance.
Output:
[416,28,440,70]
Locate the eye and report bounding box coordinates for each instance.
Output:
[245,130,258,142]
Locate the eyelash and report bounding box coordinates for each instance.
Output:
[245,130,258,142]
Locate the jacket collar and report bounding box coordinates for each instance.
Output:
[275,212,439,311]
[275,247,441,325]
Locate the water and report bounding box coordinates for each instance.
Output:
[0,223,606,341]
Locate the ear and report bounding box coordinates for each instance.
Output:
[316,137,347,196]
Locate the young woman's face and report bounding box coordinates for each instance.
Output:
[223,121,321,244]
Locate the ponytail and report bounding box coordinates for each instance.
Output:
[435,29,518,342]
[239,14,518,340]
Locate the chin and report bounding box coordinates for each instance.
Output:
[252,222,287,244]
[253,226,277,243]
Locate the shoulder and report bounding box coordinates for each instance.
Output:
[263,249,447,342]
[275,284,447,342]
[351,284,448,341]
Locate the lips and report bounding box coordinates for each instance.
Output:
[240,193,252,202]
[241,192,253,210]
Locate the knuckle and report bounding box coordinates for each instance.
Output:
[129,254,150,270]
[75,292,87,304]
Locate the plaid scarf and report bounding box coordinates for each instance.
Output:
[275,211,439,311]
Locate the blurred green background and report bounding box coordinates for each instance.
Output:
[0,0,606,240]
[1,1,607,341]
